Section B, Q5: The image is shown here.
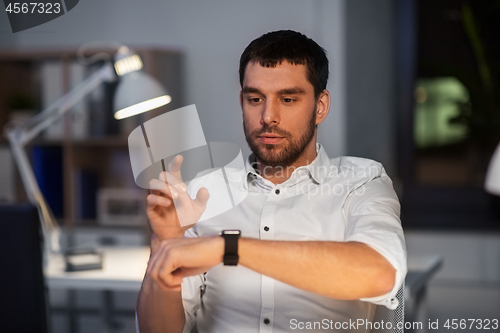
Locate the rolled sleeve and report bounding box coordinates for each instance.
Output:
[181,227,204,332]
[344,170,407,309]
[181,274,204,333]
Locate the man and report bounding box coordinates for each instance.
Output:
[137,30,406,333]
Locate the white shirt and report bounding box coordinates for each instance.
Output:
[179,144,406,333]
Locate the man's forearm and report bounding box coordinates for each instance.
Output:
[144,236,397,306]
[238,238,396,300]
[137,272,185,333]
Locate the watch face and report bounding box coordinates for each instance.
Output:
[224,230,240,235]
[221,230,241,236]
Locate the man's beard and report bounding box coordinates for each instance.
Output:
[243,109,317,167]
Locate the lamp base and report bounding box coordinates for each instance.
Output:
[64,248,103,272]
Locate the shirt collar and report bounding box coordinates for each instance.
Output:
[306,143,331,184]
[243,143,332,189]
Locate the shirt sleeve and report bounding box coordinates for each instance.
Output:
[181,227,205,333]
[343,167,407,310]
[181,274,204,333]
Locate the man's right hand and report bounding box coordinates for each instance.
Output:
[147,155,209,251]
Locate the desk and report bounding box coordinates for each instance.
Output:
[46,248,442,332]
[45,247,150,333]
[46,247,150,291]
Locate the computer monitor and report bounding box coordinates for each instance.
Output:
[0,203,49,333]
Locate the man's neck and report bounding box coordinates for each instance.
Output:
[255,142,318,185]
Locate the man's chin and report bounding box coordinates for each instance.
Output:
[255,149,289,167]
[256,144,282,156]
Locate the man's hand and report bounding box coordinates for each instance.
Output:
[147,155,210,250]
[147,236,224,291]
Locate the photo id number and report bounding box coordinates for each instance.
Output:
[6,2,61,14]
[444,319,498,330]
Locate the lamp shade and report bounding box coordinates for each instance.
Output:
[113,71,171,120]
[485,142,500,195]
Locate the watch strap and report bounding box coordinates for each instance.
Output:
[220,230,240,266]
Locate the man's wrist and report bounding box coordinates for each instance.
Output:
[220,230,241,265]
[150,234,161,253]
[150,232,184,253]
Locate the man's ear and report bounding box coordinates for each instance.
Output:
[239,90,244,109]
[315,89,331,125]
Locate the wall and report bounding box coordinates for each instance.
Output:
[0,0,346,160]
[0,12,16,47]
[345,0,397,177]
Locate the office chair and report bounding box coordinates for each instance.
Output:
[0,203,49,333]
[371,283,405,333]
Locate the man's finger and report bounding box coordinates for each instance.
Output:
[147,194,172,208]
[150,178,169,191]
[172,182,188,196]
[149,243,182,291]
[178,266,211,278]
[147,243,170,289]
[168,185,180,200]
[158,170,182,186]
[158,249,184,288]
[150,179,186,198]
[168,155,184,182]
[194,187,210,208]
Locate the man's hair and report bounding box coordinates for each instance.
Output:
[239,30,329,99]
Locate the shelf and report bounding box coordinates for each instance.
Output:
[30,136,129,147]
[58,219,147,230]
[0,46,182,61]
[1,46,183,230]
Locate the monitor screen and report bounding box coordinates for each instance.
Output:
[0,203,48,333]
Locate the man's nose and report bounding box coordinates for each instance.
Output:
[261,99,280,126]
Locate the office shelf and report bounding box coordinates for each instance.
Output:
[0,47,184,230]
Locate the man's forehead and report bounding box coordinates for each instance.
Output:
[245,59,307,73]
[242,61,311,90]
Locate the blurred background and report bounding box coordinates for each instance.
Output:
[0,0,499,332]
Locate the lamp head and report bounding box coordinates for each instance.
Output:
[485,142,500,196]
[113,47,171,120]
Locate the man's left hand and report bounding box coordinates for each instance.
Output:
[146,236,224,291]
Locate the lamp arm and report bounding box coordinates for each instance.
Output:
[5,62,115,254]
[9,140,61,253]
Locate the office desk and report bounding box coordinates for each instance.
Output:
[46,248,442,332]
[46,247,150,333]
[46,247,150,291]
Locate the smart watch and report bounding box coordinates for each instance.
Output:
[219,230,241,266]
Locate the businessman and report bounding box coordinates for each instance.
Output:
[137,30,406,333]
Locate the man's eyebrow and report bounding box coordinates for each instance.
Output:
[277,87,306,95]
[242,87,306,95]
[241,87,263,94]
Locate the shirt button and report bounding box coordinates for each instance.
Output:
[275,189,280,195]
[264,226,269,232]
[264,318,270,325]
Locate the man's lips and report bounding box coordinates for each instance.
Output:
[258,134,284,144]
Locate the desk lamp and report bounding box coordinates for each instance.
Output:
[5,45,171,254]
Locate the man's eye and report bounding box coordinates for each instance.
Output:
[249,98,262,103]
[282,98,294,103]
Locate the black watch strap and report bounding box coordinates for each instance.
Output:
[220,230,241,266]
